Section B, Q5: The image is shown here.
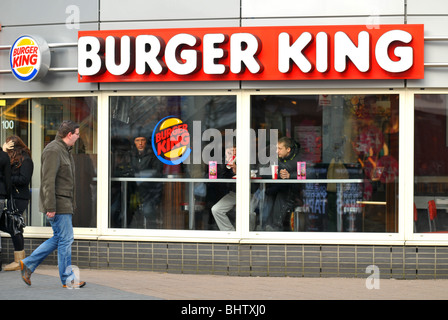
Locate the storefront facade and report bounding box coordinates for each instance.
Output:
[1,0,448,278]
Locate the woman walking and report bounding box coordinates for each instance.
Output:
[2,135,33,271]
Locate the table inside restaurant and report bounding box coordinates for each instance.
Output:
[111,177,389,231]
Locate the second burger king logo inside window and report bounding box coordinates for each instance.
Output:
[152,116,191,165]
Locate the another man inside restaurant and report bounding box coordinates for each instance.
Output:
[265,137,301,231]
[129,129,163,228]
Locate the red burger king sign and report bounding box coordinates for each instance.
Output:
[78,24,424,83]
[10,35,51,82]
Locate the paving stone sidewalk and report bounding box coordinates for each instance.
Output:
[1,265,447,301]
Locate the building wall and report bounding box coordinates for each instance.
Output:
[2,238,448,279]
[0,0,97,92]
[2,0,448,278]
[2,0,448,91]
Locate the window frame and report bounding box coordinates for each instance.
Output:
[407,89,448,245]
[7,89,448,246]
[101,89,409,244]
[101,90,243,242]
[0,91,100,239]
[242,89,407,245]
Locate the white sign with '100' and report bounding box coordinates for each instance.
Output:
[2,120,14,129]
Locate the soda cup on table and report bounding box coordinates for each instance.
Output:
[209,161,217,179]
[297,162,306,179]
[226,155,236,169]
[271,164,278,179]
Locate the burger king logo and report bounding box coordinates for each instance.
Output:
[9,35,50,82]
[152,116,191,165]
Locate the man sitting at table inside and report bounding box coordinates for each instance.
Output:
[211,146,256,231]
[265,137,301,231]
[129,132,163,228]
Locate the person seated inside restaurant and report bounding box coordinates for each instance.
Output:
[211,146,256,231]
[129,130,163,228]
[264,137,301,231]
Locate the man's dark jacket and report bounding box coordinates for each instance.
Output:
[39,136,76,214]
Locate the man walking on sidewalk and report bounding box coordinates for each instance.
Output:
[20,120,86,288]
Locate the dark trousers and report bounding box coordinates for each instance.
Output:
[9,199,28,251]
[269,187,295,230]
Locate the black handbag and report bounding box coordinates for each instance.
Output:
[0,196,25,235]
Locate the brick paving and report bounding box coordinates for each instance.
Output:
[1,265,445,300]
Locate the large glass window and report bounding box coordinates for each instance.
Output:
[109,95,236,230]
[414,94,448,233]
[250,94,399,233]
[0,96,97,228]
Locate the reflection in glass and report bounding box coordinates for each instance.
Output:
[0,97,98,228]
[36,97,98,228]
[414,94,448,233]
[250,94,399,233]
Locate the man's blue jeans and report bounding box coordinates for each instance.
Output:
[23,214,74,285]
